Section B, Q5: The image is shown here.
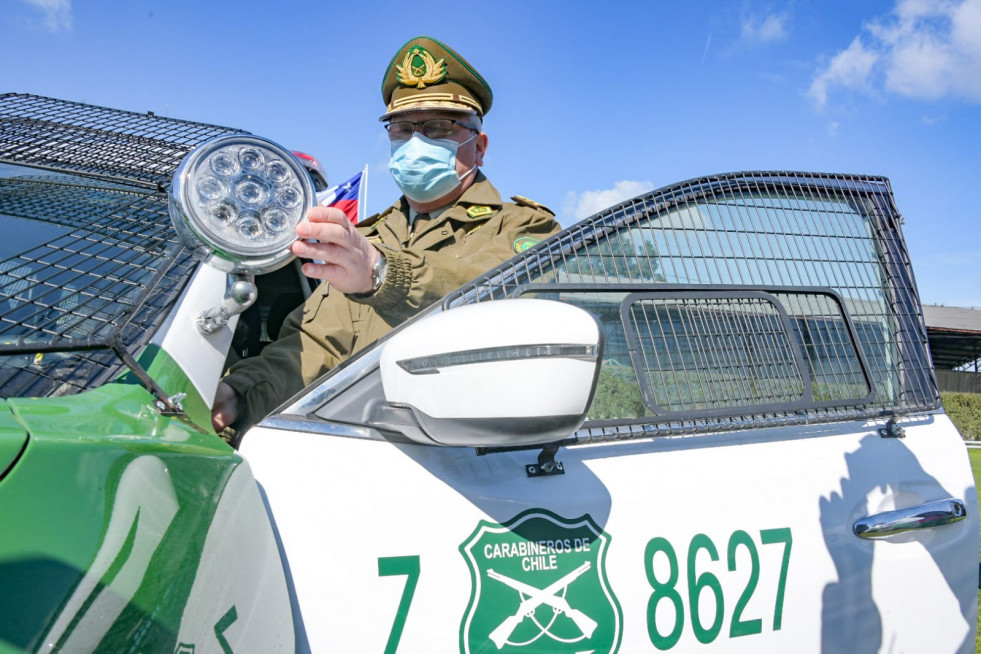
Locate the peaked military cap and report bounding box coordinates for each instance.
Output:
[380,36,493,120]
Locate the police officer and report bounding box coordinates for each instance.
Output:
[212,36,561,433]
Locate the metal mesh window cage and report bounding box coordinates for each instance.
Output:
[0,93,247,190]
[0,93,247,399]
[443,172,939,442]
[620,289,873,416]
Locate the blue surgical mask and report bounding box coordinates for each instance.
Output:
[388,133,477,203]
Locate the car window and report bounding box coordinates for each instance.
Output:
[0,164,194,397]
[0,93,245,399]
[441,173,937,438]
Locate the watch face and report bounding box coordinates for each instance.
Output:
[373,254,388,292]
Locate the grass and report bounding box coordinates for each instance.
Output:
[968,447,981,653]
[970,448,981,524]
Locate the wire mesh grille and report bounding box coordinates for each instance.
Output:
[0,93,248,189]
[627,295,802,412]
[775,291,874,403]
[0,180,196,397]
[622,291,871,417]
[0,94,241,398]
[444,172,937,440]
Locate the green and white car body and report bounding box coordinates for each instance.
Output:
[0,93,976,653]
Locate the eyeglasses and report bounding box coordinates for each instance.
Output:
[384,118,477,141]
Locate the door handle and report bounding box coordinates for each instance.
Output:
[854,498,967,539]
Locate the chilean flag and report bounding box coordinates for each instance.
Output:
[317,171,362,223]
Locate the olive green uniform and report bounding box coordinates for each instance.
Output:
[221,172,559,428]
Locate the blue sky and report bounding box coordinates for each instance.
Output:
[2,0,979,307]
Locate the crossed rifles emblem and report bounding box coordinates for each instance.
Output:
[486,562,598,649]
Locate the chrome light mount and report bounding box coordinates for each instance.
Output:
[196,275,260,335]
[169,134,315,334]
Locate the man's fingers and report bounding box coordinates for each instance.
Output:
[292,206,376,292]
[296,220,340,242]
[296,217,354,245]
[212,411,229,432]
[300,260,342,279]
[291,239,358,265]
[304,206,350,225]
[211,383,240,432]
[291,238,331,260]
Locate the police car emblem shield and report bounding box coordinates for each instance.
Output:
[459,509,621,653]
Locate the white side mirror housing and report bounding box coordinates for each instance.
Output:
[379,299,602,447]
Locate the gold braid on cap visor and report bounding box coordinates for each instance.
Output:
[388,92,483,114]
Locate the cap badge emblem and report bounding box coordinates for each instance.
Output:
[397,46,447,89]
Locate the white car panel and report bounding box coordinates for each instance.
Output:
[242,412,976,653]
[151,264,237,407]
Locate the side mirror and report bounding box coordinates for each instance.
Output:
[379,299,603,447]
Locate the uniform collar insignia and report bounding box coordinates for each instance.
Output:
[466,205,494,218]
[397,46,447,89]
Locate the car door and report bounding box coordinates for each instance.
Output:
[241,172,978,653]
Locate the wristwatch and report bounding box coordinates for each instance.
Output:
[368,251,388,295]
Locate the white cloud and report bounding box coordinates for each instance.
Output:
[21,0,72,33]
[741,13,790,43]
[809,0,981,108]
[808,37,879,109]
[562,180,654,224]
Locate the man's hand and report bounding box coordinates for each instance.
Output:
[292,207,379,294]
[212,382,240,433]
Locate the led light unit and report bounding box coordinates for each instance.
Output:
[169,135,314,275]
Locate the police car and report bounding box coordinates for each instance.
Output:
[0,93,976,653]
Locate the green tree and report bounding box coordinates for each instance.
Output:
[562,228,664,282]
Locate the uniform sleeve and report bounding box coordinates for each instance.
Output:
[357,206,560,325]
[219,204,560,429]
[220,288,357,428]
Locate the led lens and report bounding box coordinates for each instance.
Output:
[234,175,269,207]
[211,202,238,225]
[196,176,227,202]
[239,147,264,171]
[210,152,239,177]
[262,208,289,234]
[236,212,263,239]
[276,186,302,209]
[169,134,315,274]
[266,160,290,184]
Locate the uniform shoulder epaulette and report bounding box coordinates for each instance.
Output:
[510,195,554,215]
[356,208,390,232]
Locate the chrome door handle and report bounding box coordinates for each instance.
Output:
[854,498,967,539]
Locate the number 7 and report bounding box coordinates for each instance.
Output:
[760,528,792,631]
[378,555,421,654]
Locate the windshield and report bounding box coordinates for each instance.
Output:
[0,93,246,399]
[0,163,196,397]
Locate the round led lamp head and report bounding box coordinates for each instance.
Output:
[169,134,314,275]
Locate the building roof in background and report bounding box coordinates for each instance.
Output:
[923,305,981,370]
